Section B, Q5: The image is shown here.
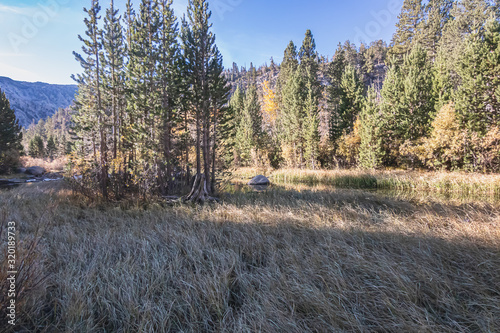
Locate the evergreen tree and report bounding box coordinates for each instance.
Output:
[72,0,108,198]
[390,0,425,57]
[359,87,384,168]
[279,70,305,167]
[381,44,435,165]
[28,135,45,158]
[299,30,321,168]
[235,85,262,166]
[417,0,453,60]
[157,0,181,194]
[329,64,364,144]
[455,17,500,134]
[303,80,320,169]
[0,89,22,173]
[181,0,230,201]
[102,0,126,161]
[46,135,57,159]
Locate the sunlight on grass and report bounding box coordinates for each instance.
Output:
[0,180,499,332]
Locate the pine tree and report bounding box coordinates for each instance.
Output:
[235,84,262,166]
[381,44,435,165]
[157,0,180,194]
[0,89,22,173]
[299,30,321,168]
[276,40,299,105]
[438,0,496,89]
[432,47,453,111]
[303,80,320,169]
[181,0,230,202]
[102,0,126,162]
[390,0,425,57]
[28,135,45,158]
[329,64,364,144]
[72,0,108,198]
[46,136,57,160]
[279,70,305,167]
[359,87,384,168]
[455,17,500,134]
[416,0,453,60]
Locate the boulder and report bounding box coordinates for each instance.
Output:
[26,166,46,177]
[17,167,26,174]
[248,175,270,186]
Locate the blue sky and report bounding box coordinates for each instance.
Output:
[0,0,403,84]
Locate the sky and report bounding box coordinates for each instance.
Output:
[0,0,403,85]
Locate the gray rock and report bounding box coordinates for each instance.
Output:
[17,167,26,174]
[26,166,46,177]
[248,175,270,186]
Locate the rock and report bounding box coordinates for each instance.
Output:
[26,166,46,177]
[17,167,26,174]
[248,175,270,186]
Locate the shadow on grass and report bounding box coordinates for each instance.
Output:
[0,182,498,332]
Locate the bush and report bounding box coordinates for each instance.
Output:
[0,149,20,174]
[400,103,500,172]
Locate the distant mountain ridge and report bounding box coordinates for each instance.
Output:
[0,76,77,128]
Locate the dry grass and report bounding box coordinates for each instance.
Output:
[20,156,67,172]
[0,178,499,332]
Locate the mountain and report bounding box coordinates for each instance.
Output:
[0,76,77,128]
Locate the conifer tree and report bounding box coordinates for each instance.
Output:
[276,41,299,104]
[102,0,126,161]
[235,85,263,166]
[299,30,321,168]
[417,0,453,60]
[46,136,57,159]
[72,0,108,198]
[0,89,22,173]
[303,80,320,169]
[390,0,425,57]
[157,0,180,194]
[28,135,45,158]
[359,87,384,168]
[329,64,364,144]
[455,17,500,134]
[181,0,230,202]
[279,70,305,167]
[381,44,435,165]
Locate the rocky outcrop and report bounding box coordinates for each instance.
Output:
[25,166,46,177]
[248,175,270,186]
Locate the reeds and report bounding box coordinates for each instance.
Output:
[234,168,500,196]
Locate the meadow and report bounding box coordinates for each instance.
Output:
[0,169,499,332]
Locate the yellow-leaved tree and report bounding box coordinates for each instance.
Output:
[261,80,278,131]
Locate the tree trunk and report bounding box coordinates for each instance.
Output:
[183,173,218,204]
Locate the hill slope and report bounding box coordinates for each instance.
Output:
[0,76,77,128]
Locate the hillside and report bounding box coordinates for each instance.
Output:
[0,76,77,128]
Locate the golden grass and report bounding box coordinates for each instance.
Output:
[0,179,499,332]
[20,156,67,172]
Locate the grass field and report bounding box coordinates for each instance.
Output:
[1,170,499,332]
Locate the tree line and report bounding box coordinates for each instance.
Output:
[226,0,500,173]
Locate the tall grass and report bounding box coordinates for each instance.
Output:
[0,181,499,332]
[235,167,500,195]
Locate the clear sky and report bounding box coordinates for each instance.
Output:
[0,0,403,85]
